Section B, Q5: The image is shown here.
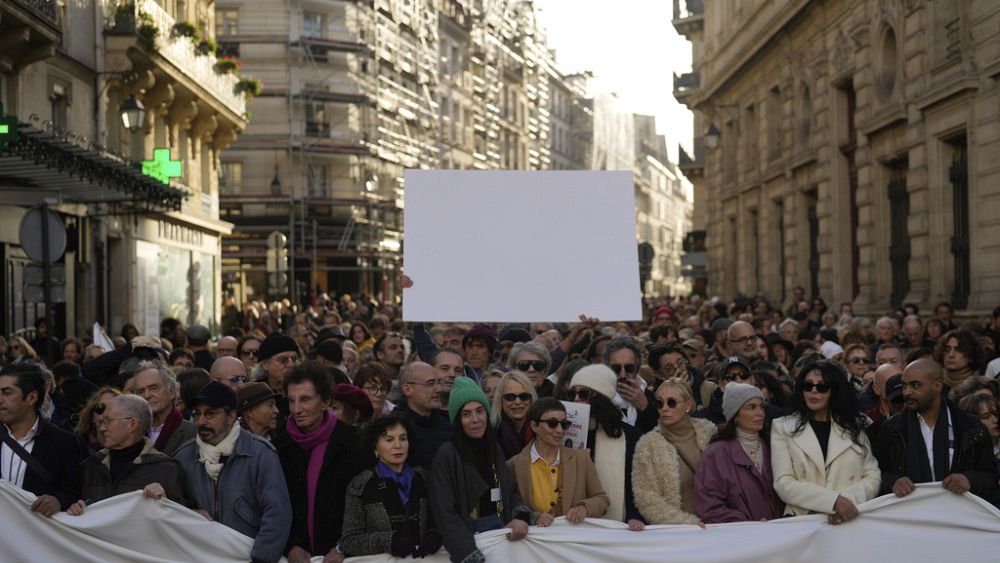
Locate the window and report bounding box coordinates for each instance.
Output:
[219,162,242,195]
[302,12,324,39]
[743,103,756,170]
[216,8,238,36]
[305,101,327,136]
[767,85,782,160]
[875,26,898,101]
[798,84,812,144]
[51,82,69,131]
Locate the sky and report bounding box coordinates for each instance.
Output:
[532,0,694,163]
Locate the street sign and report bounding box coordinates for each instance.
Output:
[19,206,66,264]
[24,264,65,284]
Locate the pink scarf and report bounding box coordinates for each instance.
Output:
[286,409,337,552]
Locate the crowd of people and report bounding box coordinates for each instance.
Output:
[1,286,999,562]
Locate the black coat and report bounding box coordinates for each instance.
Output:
[18,417,85,510]
[875,402,999,500]
[394,403,452,469]
[79,438,189,506]
[274,422,369,556]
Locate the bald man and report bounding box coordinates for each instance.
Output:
[875,359,998,500]
[210,356,249,391]
[866,363,903,423]
[216,336,239,358]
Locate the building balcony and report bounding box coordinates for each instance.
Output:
[671,0,704,37]
[103,0,246,124]
[672,69,700,104]
[678,139,704,179]
[0,0,61,71]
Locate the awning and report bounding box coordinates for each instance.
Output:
[0,124,187,213]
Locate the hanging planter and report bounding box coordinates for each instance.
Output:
[214,57,240,75]
[234,78,262,98]
[137,12,159,53]
[195,38,218,56]
[171,21,199,40]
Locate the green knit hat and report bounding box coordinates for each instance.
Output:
[447,376,491,424]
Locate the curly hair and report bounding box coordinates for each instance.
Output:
[787,360,868,450]
[934,329,985,373]
[361,411,415,455]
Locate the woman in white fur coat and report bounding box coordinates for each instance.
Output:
[771,360,881,524]
[632,379,716,524]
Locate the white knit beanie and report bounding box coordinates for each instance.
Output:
[722,383,763,421]
[570,364,617,400]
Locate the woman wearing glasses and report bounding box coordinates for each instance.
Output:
[507,397,609,527]
[354,362,395,417]
[6,336,38,366]
[695,356,756,425]
[236,335,262,371]
[770,360,880,522]
[632,379,716,524]
[569,364,646,530]
[508,342,554,397]
[841,343,872,392]
[491,371,538,460]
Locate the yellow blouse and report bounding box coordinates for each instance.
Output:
[529,444,561,514]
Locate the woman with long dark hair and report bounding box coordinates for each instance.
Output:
[429,377,530,563]
[569,365,646,530]
[695,383,783,522]
[771,360,880,523]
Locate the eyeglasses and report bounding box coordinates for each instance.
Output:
[610,363,638,375]
[240,348,259,357]
[193,409,225,421]
[536,418,572,430]
[408,378,442,388]
[10,345,21,350]
[802,382,831,393]
[228,376,250,384]
[97,416,135,428]
[271,355,299,366]
[721,370,753,383]
[655,398,681,410]
[572,388,592,401]
[363,384,387,396]
[728,335,756,345]
[93,403,107,415]
[516,360,547,372]
[503,392,533,403]
[848,357,871,365]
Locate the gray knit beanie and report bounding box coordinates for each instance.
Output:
[722,382,763,421]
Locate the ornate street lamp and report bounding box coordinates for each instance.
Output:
[119,96,145,133]
[703,123,721,150]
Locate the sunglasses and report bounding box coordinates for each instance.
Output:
[228,376,250,384]
[610,363,638,375]
[573,388,592,401]
[240,348,259,356]
[503,392,533,403]
[93,403,107,415]
[848,357,871,365]
[802,382,831,393]
[655,398,681,410]
[517,360,547,372]
[536,418,572,430]
[722,371,753,382]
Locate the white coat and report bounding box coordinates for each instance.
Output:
[770,414,881,516]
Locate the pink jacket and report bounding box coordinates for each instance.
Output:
[694,438,783,523]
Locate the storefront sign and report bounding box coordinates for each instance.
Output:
[142,148,182,185]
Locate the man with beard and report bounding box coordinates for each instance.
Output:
[394,362,451,468]
[875,359,998,500]
[175,381,291,563]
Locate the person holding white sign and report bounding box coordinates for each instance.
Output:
[508,397,609,527]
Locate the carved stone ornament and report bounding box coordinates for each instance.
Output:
[832,29,854,73]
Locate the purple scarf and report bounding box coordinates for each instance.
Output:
[286,409,337,552]
[375,460,416,506]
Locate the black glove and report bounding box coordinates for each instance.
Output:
[390,533,415,558]
[414,531,443,558]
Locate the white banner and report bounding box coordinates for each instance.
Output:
[1,481,998,562]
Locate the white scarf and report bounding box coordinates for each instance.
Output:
[592,425,628,521]
[612,376,648,427]
[196,424,241,482]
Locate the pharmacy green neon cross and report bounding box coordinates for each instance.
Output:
[0,102,18,153]
[142,148,183,185]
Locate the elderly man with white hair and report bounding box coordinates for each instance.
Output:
[124,362,196,456]
[68,394,189,515]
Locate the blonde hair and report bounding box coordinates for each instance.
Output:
[490,370,537,426]
[655,377,695,412]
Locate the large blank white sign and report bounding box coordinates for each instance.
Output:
[402,170,642,322]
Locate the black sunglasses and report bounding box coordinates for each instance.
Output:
[848,357,871,365]
[722,371,753,382]
[610,363,638,375]
[802,382,831,393]
[240,348,259,356]
[228,376,250,384]
[655,398,680,410]
[573,388,592,401]
[93,403,107,415]
[536,418,572,430]
[517,360,547,372]
[502,392,533,403]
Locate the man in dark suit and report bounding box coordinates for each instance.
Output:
[0,363,84,515]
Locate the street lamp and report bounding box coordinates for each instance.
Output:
[119,96,145,133]
[703,123,721,150]
[270,166,282,194]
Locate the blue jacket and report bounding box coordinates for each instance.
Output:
[175,430,292,563]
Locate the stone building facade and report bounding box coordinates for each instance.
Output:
[674,0,1000,315]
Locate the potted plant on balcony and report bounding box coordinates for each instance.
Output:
[137,11,159,52]
[234,78,262,98]
[195,38,219,56]
[214,56,241,75]
[110,2,136,32]
[171,21,199,40]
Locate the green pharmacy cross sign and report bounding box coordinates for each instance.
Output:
[142,148,182,185]
[0,102,18,153]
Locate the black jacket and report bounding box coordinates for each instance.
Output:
[274,422,369,556]
[875,403,999,500]
[79,438,189,506]
[17,417,85,510]
[394,403,452,469]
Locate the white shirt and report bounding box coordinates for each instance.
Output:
[918,408,954,480]
[149,423,164,446]
[529,441,561,466]
[985,357,1000,378]
[1,416,40,488]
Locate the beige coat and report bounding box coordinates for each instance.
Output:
[508,444,610,520]
[770,415,881,516]
[631,418,716,525]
